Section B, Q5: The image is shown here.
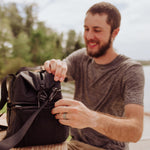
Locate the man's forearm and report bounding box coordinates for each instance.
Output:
[89,105,143,142]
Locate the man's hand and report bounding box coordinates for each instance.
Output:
[51,99,96,129]
[44,59,67,82]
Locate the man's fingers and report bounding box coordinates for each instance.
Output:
[44,60,51,73]
[55,99,81,107]
[51,99,78,115]
[58,119,71,126]
[44,59,67,82]
[52,106,67,114]
[49,59,57,74]
[55,61,67,81]
[54,60,63,81]
[55,112,70,120]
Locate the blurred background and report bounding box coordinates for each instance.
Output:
[0,1,85,78]
[0,0,149,113]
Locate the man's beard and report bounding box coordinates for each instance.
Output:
[86,36,111,58]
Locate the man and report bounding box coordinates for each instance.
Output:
[44,2,144,150]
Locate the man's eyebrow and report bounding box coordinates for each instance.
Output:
[84,25,88,28]
[93,26,102,29]
[83,25,102,29]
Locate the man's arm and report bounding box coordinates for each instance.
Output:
[90,103,144,142]
[52,99,144,143]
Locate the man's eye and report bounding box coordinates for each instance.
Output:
[84,28,89,31]
[94,30,101,32]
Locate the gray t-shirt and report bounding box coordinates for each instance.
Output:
[65,48,145,150]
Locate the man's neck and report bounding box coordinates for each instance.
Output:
[94,48,118,65]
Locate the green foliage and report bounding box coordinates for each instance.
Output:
[0,104,7,114]
[0,58,33,79]
[7,3,24,37]
[24,4,37,36]
[63,30,84,58]
[13,32,31,62]
[0,2,85,80]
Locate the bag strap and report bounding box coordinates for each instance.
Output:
[0,76,8,110]
[0,125,7,131]
[0,75,15,137]
[0,87,59,150]
[0,74,15,110]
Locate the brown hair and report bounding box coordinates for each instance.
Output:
[86,2,121,33]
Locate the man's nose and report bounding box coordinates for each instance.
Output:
[86,31,95,40]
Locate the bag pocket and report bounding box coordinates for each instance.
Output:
[6,106,69,147]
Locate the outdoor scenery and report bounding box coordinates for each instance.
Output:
[0,2,150,149]
[0,2,150,114]
[0,3,84,79]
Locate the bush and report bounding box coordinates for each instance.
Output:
[0,57,33,79]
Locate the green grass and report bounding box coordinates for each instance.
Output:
[67,135,72,141]
[0,103,7,114]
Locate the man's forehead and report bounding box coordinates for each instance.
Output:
[84,13,109,27]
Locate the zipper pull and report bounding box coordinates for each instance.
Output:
[49,87,61,102]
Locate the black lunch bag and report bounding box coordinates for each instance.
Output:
[0,67,69,149]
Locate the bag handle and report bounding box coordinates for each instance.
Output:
[0,67,44,110]
[0,87,60,150]
[0,75,9,110]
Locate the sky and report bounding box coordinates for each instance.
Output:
[2,0,150,60]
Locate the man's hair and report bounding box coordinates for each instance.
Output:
[86,2,121,33]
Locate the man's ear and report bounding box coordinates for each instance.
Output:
[111,28,120,40]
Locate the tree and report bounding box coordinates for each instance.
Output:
[0,6,14,76]
[24,4,37,36]
[6,3,23,37]
[30,22,48,64]
[30,22,64,64]
[0,2,84,79]
[63,30,84,58]
[74,32,85,50]
[13,31,31,62]
[63,30,76,58]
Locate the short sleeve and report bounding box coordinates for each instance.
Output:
[123,64,145,106]
[63,48,86,81]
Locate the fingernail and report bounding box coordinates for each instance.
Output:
[55,76,59,81]
[60,77,64,82]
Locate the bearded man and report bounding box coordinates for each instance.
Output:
[44,2,144,150]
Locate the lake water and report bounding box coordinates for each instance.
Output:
[143,66,150,113]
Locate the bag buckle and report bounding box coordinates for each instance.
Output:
[37,87,61,107]
[37,88,48,107]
